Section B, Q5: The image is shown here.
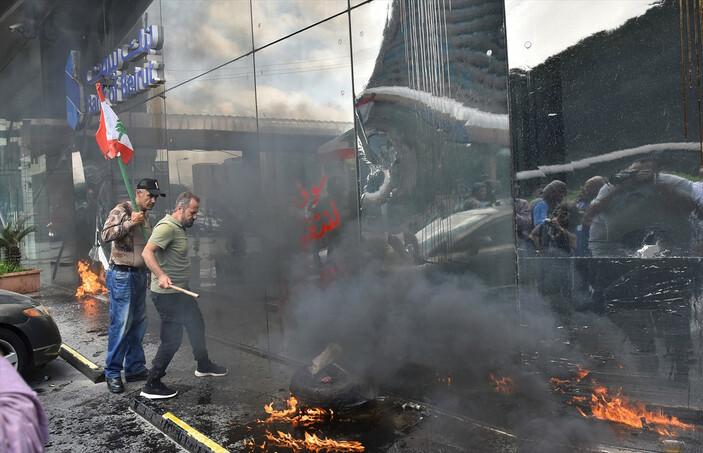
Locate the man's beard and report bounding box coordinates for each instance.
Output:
[183,218,195,228]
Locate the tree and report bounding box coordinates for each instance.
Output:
[0,220,36,268]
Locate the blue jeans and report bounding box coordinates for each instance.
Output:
[105,267,148,379]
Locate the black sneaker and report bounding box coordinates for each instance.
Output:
[106,376,124,394]
[125,369,149,382]
[140,380,178,399]
[195,361,228,377]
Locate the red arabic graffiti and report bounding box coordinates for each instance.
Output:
[295,175,326,209]
[305,200,341,242]
[295,176,341,244]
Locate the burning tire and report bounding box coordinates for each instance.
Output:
[289,365,366,409]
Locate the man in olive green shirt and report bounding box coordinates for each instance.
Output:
[140,192,227,400]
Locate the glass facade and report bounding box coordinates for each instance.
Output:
[2,0,703,449]
[507,0,703,414]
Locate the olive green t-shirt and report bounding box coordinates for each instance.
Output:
[148,214,190,294]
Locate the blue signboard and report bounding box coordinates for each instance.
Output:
[65,23,165,129]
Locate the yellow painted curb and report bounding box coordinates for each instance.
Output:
[162,412,229,453]
[60,343,100,370]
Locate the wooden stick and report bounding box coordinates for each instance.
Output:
[169,284,199,299]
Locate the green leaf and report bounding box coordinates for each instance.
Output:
[115,120,127,141]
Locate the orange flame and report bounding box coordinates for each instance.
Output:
[575,366,590,382]
[550,377,571,390]
[553,368,694,437]
[265,430,365,452]
[262,396,332,427]
[579,385,694,436]
[489,373,514,394]
[75,260,107,298]
[258,396,363,451]
[551,367,590,393]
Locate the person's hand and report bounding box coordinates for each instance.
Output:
[130,211,145,226]
[157,274,172,289]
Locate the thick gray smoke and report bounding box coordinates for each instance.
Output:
[281,242,634,451]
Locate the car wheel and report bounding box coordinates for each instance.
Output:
[0,327,29,375]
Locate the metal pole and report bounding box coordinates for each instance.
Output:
[117,159,148,241]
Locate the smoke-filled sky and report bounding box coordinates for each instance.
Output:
[505,0,657,69]
[158,0,391,121]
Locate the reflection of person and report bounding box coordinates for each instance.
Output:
[462,182,492,210]
[584,161,653,257]
[473,183,491,208]
[141,192,227,400]
[529,203,577,256]
[514,198,533,239]
[585,158,702,255]
[531,180,567,226]
[575,176,607,256]
[529,203,578,300]
[100,178,164,394]
[0,357,49,452]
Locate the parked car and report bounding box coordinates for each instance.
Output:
[0,289,62,375]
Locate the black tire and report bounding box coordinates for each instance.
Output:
[289,365,365,409]
[0,327,30,376]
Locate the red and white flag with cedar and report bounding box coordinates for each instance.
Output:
[94,83,134,164]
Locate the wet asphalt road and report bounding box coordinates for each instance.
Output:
[29,275,703,452]
[26,286,522,453]
[28,286,294,452]
[28,287,180,452]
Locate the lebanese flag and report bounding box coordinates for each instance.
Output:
[94,83,134,164]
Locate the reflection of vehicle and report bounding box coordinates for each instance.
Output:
[0,290,62,375]
[413,203,515,285]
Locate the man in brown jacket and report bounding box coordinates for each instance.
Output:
[100,178,164,393]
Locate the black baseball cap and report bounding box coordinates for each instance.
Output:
[136,178,166,197]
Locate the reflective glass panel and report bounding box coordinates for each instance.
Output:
[255,12,356,355]
[251,0,348,48]
[161,0,253,86]
[507,0,703,422]
[164,55,258,344]
[352,0,514,286]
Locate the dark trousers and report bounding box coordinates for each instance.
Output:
[148,292,209,382]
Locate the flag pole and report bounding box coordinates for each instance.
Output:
[117,154,148,242]
[117,159,137,208]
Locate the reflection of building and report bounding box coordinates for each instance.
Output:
[355,0,511,243]
[509,1,685,182]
